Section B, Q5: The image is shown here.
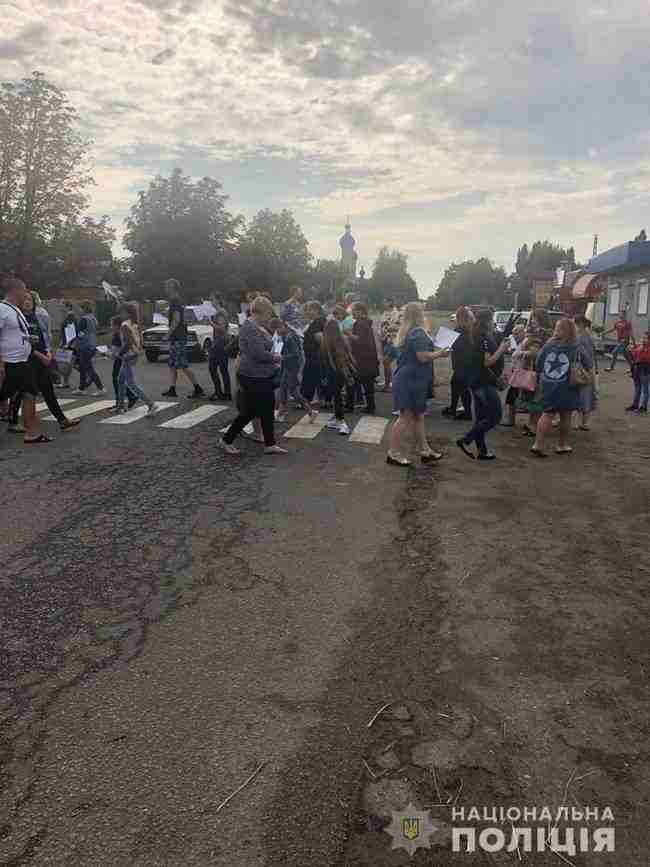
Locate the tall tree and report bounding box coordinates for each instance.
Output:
[513,240,575,306]
[310,258,348,302]
[0,71,93,272]
[434,258,508,309]
[367,246,418,307]
[237,209,312,297]
[123,168,243,300]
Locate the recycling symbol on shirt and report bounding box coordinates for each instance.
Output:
[544,351,570,380]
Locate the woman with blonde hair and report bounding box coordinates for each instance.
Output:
[220,295,286,455]
[531,317,585,457]
[387,302,450,466]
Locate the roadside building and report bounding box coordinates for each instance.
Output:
[586,240,650,345]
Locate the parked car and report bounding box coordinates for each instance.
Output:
[142,306,238,363]
[494,309,567,334]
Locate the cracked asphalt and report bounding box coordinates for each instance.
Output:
[1,359,648,866]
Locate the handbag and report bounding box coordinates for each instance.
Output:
[55,349,73,365]
[570,350,593,387]
[509,367,537,391]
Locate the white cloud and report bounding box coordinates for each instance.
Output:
[2,0,650,290]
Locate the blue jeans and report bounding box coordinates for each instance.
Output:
[463,385,503,454]
[609,342,631,370]
[79,348,103,391]
[633,372,649,409]
[117,357,151,407]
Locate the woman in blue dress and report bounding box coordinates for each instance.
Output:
[387,302,450,466]
[531,318,586,457]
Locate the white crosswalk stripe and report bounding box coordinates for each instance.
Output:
[283,413,332,440]
[36,399,77,412]
[158,404,227,429]
[100,401,176,425]
[42,400,115,422]
[349,416,390,444]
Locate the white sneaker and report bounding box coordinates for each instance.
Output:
[145,403,157,417]
[326,418,339,430]
[90,389,106,397]
[338,421,350,436]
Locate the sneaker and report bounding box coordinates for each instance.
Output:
[326,418,339,430]
[625,405,638,411]
[145,403,158,417]
[189,386,205,399]
[639,407,648,413]
[71,388,86,396]
[338,421,350,436]
[162,387,177,397]
[56,383,70,390]
[90,388,106,396]
[111,405,126,414]
[308,408,318,424]
[127,398,138,409]
[219,438,240,455]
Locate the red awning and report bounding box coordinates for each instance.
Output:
[572,274,600,299]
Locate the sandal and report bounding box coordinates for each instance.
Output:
[24,434,53,444]
[421,451,443,464]
[386,453,412,467]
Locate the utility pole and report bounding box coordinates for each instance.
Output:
[593,234,598,258]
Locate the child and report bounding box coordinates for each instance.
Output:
[517,336,543,437]
[208,313,234,401]
[503,326,527,427]
[114,304,157,416]
[321,319,356,436]
[301,301,327,409]
[274,318,314,422]
[349,302,379,414]
[110,316,137,409]
[627,331,650,413]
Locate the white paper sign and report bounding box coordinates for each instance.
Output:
[434,326,460,350]
[272,335,283,355]
[153,313,168,325]
[64,324,76,344]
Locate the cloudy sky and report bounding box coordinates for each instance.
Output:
[3,0,650,293]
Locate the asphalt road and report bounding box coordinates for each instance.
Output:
[1,357,648,866]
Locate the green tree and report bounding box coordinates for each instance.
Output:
[0,71,93,273]
[310,258,348,302]
[123,168,243,300]
[237,209,312,297]
[434,258,508,309]
[513,240,575,307]
[367,246,418,307]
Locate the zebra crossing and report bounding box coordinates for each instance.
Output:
[36,399,391,445]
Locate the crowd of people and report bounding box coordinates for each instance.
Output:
[1,274,640,462]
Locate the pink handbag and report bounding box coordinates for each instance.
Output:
[509,367,537,392]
